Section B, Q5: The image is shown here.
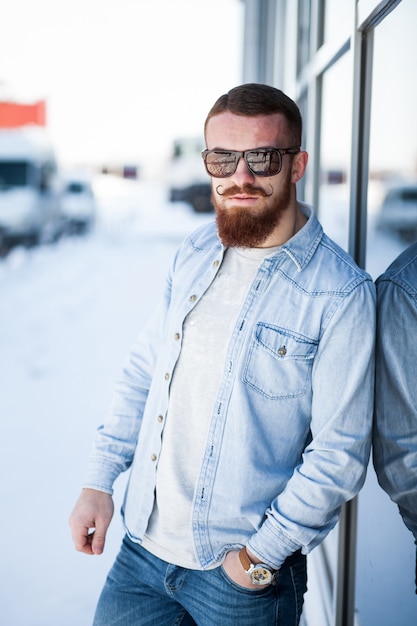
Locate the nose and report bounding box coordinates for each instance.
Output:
[230,154,256,185]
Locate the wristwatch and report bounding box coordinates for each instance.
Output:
[238,547,276,586]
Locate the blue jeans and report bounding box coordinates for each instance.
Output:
[92,536,307,625]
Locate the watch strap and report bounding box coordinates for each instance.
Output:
[239,546,278,573]
[239,546,254,572]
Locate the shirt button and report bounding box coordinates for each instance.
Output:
[278,346,287,356]
[157,415,163,423]
[213,260,220,267]
[190,294,197,302]
[165,373,170,380]
[151,453,157,462]
[174,332,180,340]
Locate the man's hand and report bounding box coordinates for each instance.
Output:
[222,548,271,590]
[69,488,114,555]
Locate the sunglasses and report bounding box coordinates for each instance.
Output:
[202,146,300,178]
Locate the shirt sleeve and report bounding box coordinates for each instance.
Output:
[248,279,376,568]
[83,264,174,494]
[373,277,417,542]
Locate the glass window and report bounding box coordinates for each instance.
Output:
[317,52,352,250]
[365,0,417,279]
[323,0,353,43]
[0,161,29,188]
[357,3,417,626]
[297,0,312,72]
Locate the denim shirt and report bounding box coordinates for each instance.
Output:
[374,242,417,541]
[85,204,376,570]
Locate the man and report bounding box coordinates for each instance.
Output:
[70,83,376,625]
[373,242,417,592]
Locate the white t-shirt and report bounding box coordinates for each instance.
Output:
[142,245,278,568]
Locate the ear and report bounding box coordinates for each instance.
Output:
[291,151,308,184]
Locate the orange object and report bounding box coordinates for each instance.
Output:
[0,100,46,128]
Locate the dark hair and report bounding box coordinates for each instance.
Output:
[204,83,302,145]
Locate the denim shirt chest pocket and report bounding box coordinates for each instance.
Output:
[243,323,318,399]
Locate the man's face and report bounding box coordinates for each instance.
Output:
[205,111,297,248]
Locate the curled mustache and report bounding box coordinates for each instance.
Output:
[215,182,274,198]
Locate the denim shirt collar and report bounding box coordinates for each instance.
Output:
[277,202,323,272]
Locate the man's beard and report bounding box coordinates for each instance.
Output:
[213,181,291,248]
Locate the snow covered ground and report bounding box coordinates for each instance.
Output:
[0,177,212,626]
[0,176,414,625]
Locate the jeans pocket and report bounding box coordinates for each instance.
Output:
[218,565,274,595]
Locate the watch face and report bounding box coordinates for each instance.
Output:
[250,565,273,586]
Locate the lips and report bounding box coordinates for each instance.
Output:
[231,194,258,200]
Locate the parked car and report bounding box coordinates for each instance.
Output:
[60,173,96,234]
[376,182,417,241]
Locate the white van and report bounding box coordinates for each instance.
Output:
[0,126,62,246]
[168,137,213,213]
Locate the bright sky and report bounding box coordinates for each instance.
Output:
[0,0,243,170]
